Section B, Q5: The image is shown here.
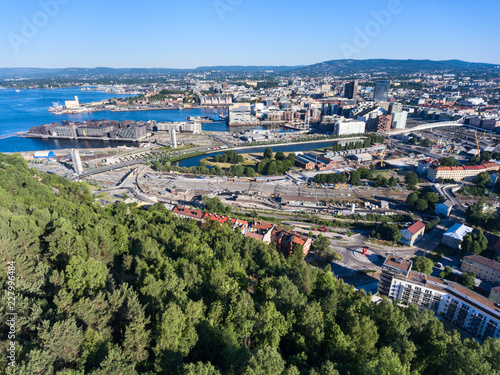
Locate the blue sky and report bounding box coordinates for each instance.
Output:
[0,0,498,68]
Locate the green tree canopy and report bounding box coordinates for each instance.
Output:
[411,256,434,275]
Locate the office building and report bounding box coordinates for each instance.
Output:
[344,80,358,99]
[228,103,258,126]
[156,122,181,132]
[70,149,83,174]
[50,126,77,138]
[334,119,366,136]
[389,103,403,113]
[181,122,202,134]
[378,255,500,341]
[392,111,408,129]
[375,114,393,133]
[374,80,391,102]
[76,126,114,138]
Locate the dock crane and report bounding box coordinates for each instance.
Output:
[474,131,481,159]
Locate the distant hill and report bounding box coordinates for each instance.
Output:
[0,65,302,78]
[194,65,304,72]
[0,59,497,78]
[293,59,498,75]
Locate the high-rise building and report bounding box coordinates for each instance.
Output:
[70,149,83,174]
[374,80,391,102]
[389,103,403,113]
[170,128,177,149]
[334,119,366,136]
[375,114,393,133]
[344,80,358,99]
[392,111,408,129]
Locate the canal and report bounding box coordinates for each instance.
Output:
[177,138,363,168]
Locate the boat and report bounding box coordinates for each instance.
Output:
[186,116,214,123]
[15,89,20,93]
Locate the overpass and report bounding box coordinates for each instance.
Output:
[71,151,169,180]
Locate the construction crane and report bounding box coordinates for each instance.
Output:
[380,149,386,168]
[474,131,481,159]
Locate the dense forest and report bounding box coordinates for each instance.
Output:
[1,154,500,375]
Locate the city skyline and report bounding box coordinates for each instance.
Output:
[1,0,499,68]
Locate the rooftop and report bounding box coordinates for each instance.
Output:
[405,221,426,235]
[443,223,473,240]
[420,273,500,321]
[173,206,204,220]
[463,254,500,272]
[384,255,413,273]
[438,200,453,208]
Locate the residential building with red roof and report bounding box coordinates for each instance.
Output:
[172,206,205,221]
[272,228,312,256]
[173,206,311,258]
[400,221,426,246]
[427,162,500,182]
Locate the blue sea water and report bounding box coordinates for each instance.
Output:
[0,88,235,153]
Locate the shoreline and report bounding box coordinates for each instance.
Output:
[49,104,230,115]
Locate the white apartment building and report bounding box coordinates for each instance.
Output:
[379,255,500,341]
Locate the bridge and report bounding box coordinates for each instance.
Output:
[71,151,168,180]
[385,117,466,135]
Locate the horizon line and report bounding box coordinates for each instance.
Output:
[1,58,499,71]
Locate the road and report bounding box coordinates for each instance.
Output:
[94,166,157,204]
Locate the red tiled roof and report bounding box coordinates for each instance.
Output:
[203,213,228,224]
[230,218,249,228]
[253,221,273,231]
[482,162,499,169]
[464,165,486,171]
[173,206,204,220]
[245,232,264,240]
[406,221,426,235]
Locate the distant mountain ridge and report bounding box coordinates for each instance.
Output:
[293,59,498,75]
[0,59,498,78]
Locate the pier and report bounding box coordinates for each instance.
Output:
[0,131,28,140]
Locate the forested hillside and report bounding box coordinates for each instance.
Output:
[1,154,499,375]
